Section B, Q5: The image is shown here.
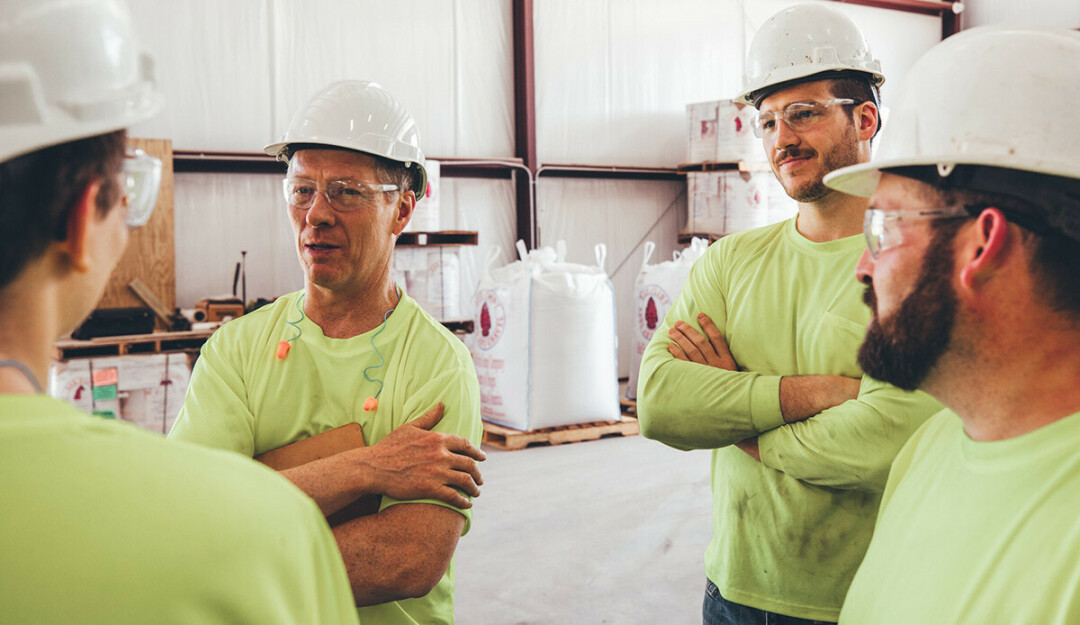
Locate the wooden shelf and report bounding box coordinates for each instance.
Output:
[441,320,475,335]
[172,151,521,179]
[677,161,773,174]
[56,330,214,360]
[678,232,724,245]
[396,231,478,247]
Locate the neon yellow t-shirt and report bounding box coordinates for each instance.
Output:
[170,290,482,625]
[0,394,359,625]
[637,218,941,621]
[840,409,1080,624]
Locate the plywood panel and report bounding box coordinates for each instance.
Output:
[97,138,175,329]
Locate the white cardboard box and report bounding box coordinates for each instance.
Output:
[687,99,759,164]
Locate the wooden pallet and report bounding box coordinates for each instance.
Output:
[619,397,637,417]
[482,416,639,451]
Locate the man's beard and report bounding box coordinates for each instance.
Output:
[774,125,861,203]
[858,227,959,391]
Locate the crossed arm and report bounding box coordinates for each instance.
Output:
[281,403,484,605]
[666,313,859,459]
[664,313,939,491]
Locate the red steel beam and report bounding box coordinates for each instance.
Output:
[512,0,538,249]
[829,0,963,37]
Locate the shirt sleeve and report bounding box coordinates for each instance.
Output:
[637,246,787,452]
[755,376,943,492]
[378,364,482,535]
[168,329,257,457]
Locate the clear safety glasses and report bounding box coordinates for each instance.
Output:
[752,98,856,139]
[282,177,399,212]
[122,148,163,228]
[863,206,972,258]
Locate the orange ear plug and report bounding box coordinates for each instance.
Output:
[276,340,291,359]
[363,397,379,411]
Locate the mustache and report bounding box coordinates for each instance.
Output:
[863,284,877,312]
[774,147,816,166]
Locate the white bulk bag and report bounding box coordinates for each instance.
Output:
[627,238,709,399]
[473,240,619,430]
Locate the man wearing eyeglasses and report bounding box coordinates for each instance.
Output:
[169,81,484,625]
[637,4,940,624]
[824,26,1080,624]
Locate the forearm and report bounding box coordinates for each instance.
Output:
[637,356,786,450]
[333,503,463,606]
[779,375,862,422]
[757,379,942,491]
[281,449,374,517]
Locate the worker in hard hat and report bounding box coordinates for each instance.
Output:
[169,80,484,625]
[637,4,941,623]
[823,26,1080,624]
[0,1,361,622]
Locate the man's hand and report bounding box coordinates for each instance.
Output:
[364,403,486,509]
[281,403,485,516]
[667,313,738,371]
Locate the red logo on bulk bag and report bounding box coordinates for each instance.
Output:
[734,117,742,133]
[636,285,672,340]
[474,290,506,350]
[645,297,658,330]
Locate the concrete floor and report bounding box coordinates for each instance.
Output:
[454,433,713,624]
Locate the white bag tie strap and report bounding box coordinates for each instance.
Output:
[641,241,656,270]
[515,239,529,261]
[594,243,607,272]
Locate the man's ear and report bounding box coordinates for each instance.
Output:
[856,102,879,141]
[56,180,102,273]
[392,191,416,236]
[958,208,1010,291]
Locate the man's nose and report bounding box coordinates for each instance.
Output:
[855,247,874,285]
[305,189,336,227]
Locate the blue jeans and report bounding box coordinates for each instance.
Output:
[703,579,834,625]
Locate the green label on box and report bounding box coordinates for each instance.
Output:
[91,409,116,419]
[92,384,118,401]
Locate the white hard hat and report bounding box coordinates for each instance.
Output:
[824,26,1080,241]
[0,0,163,163]
[265,81,428,197]
[736,3,885,108]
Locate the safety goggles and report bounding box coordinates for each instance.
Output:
[122,148,162,228]
[282,177,399,212]
[863,206,972,257]
[752,98,857,139]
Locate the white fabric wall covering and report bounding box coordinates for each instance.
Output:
[268,0,515,158]
[740,0,941,103]
[963,0,1080,29]
[129,0,514,157]
[128,0,274,151]
[173,173,302,308]
[536,0,744,167]
[441,177,518,320]
[537,178,686,377]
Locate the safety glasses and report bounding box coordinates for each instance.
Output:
[753,98,856,139]
[282,177,399,212]
[863,206,971,257]
[122,148,162,228]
